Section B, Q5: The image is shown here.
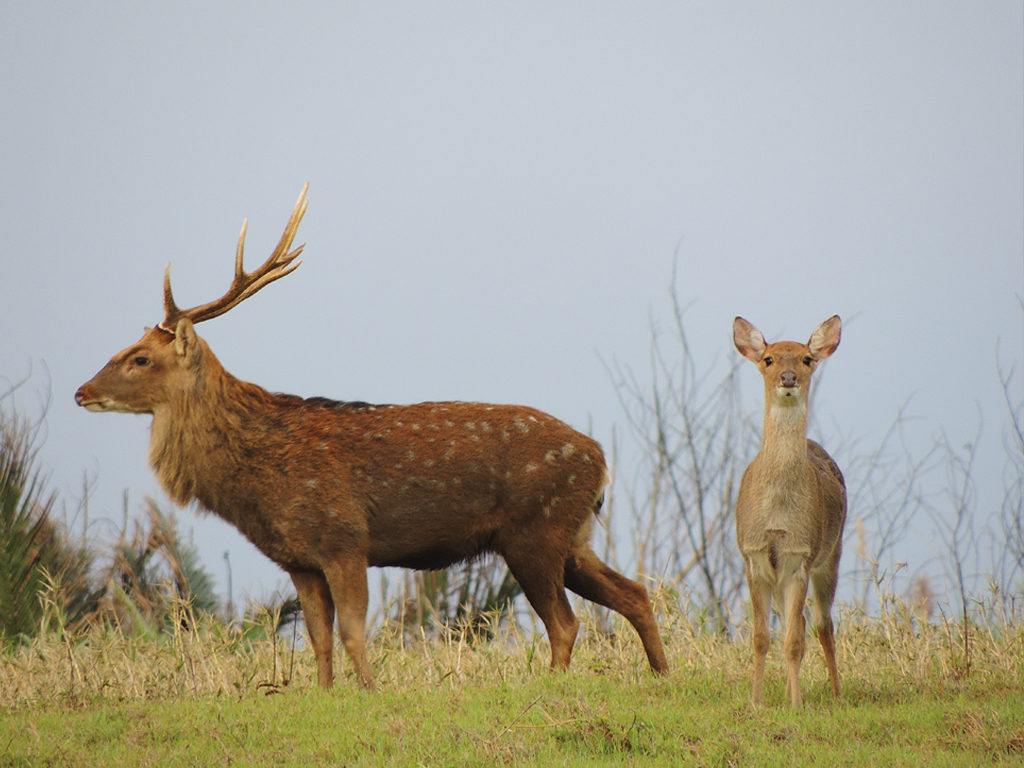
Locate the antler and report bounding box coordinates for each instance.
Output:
[159,182,310,333]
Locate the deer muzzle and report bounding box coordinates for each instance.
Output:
[75,386,100,410]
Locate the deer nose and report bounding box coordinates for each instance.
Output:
[781,371,798,388]
[74,387,86,405]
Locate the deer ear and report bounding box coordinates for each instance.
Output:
[173,318,201,364]
[808,315,841,360]
[733,316,766,362]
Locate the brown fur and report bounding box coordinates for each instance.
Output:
[733,315,846,708]
[77,315,668,689]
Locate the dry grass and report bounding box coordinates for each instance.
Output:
[2,589,1021,711]
[2,590,1022,767]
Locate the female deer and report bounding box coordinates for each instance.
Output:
[733,315,846,708]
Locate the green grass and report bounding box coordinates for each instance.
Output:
[2,604,1022,766]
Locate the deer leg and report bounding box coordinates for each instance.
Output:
[747,566,772,707]
[811,566,840,700]
[564,545,669,673]
[289,570,336,689]
[504,549,579,669]
[780,569,809,709]
[322,556,374,690]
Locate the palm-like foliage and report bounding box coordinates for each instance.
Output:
[102,499,221,634]
[0,405,98,642]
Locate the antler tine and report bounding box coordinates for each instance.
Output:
[161,264,181,331]
[158,183,309,333]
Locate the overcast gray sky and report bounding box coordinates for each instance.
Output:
[2,3,1021,609]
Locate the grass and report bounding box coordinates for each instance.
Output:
[1,596,1022,767]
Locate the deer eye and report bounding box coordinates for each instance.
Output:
[133,356,150,367]
[763,357,773,367]
[803,356,814,366]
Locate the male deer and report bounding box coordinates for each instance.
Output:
[75,184,669,689]
[732,315,846,708]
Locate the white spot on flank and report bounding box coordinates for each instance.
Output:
[524,462,539,473]
[544,444,575,464]
[306,479,319,490]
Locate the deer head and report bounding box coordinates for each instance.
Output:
[733,314,841,414]
[75,183,309,415]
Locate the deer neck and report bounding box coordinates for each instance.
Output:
[758,396,810,475]
[149,356,264,507]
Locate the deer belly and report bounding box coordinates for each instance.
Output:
[367,528,496,570]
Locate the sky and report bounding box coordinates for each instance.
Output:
[2,3,1022,612]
